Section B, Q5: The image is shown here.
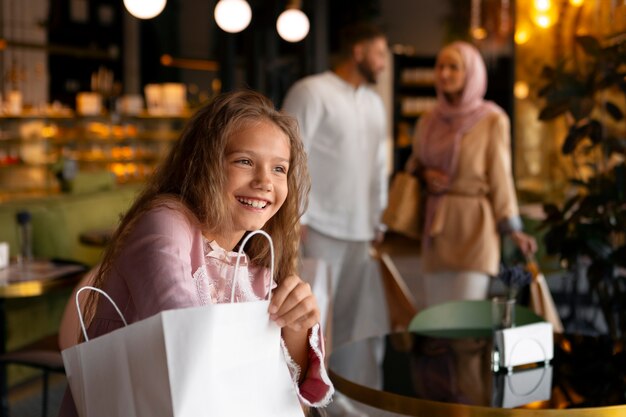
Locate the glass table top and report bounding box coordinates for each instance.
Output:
[329,331,626,414]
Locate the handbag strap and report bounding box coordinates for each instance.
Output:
[231,230,275,303]
[75,286,128,342]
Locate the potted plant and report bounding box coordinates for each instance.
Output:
[536,31,626,341]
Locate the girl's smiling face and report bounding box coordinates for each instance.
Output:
[223,120,291,240]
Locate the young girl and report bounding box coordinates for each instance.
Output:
[59,90,334,415]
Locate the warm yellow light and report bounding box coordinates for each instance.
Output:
[471,27,488,40]
[569,0,584,6]
[41,125,58,138]
[160,54,173,66]
[515,29,531,44]
[276,8,310,42]
[214,0,252,33]
[534,0,551,12]
[111,163,126,178]
[123,0,166,19]
[532,11,555,28]
[514,81,530,99]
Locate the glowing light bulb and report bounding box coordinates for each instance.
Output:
[123,0,166,19]
[214,0,252,33]
[534,0,551,12]
[515,29,531,44]
[534,13,554,28]
[514,81,530,99]
[471,27,488,40]
[276,9,310,42]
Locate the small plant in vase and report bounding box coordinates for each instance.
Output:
[495,265,532,329]
[498,264,533,301]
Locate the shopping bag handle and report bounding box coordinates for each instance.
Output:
[231,230,275,303]
[524,254,541,281]
[75,286,129,342]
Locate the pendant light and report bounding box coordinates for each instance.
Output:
[214,0,252,33]
[276,0,309,43]
[123,0,167,19]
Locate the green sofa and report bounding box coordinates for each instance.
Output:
[0,183,140,386]
[0,185,140,267]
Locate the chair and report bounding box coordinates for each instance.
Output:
[408,300,545,338]
[0,268,95,417]
[375,249,419,331]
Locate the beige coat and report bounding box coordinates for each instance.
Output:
[411,110,519,276]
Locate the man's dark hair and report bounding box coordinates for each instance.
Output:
[338,22,386,58]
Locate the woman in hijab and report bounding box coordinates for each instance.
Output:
[405,41,536,307]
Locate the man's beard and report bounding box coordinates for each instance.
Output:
[357,60,377,84]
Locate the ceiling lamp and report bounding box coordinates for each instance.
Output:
[214,0,252,33]
[276,0,310,43]
[123,0,167,19]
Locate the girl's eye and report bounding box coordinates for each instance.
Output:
[274,166,287,174]
[235,159,252,166]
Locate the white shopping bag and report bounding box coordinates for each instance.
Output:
[62,230,305,417]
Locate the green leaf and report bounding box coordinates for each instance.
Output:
[587,259,614,287]
[605,101,624,121]
[576,35,602,56]
[587,237,613,260]
[570,97,595,120]
[606,138,626,156]
[562,124,590,154]
[540,65,556,79]
[543,203,561,216]
[611,245,626,268]
[588,120,604,144]
[539,101,570,120]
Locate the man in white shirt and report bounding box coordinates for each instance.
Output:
[283,24,390,416]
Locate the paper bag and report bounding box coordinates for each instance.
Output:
[382,172,421,240]
[62,230,304,417]
[527,261,564,334]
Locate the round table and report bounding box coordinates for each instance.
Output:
[0,259,86,416]
[329,331,626,416]
[0,260,85,297]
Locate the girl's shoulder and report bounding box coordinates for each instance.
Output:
[135,201,200,237]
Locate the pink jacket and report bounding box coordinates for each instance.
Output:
[59,206,333,416]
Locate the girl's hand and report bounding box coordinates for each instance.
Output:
[269,275,320,332]
[424,169,450,194]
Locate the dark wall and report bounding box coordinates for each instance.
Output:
[47,0,123,106]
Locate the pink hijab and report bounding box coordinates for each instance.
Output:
[419,41,500,245]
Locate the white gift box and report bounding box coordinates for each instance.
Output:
[494,322,554,370]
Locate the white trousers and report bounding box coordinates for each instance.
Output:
[421,270,490,308]
[304,228,388,415]
[303,227,390,348]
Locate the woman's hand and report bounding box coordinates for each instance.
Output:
[510,230,538,257]
[424,169,450,194]
[404,155,419,174]
[269,275,320,332]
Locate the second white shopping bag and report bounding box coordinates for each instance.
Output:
[62,230,305,417]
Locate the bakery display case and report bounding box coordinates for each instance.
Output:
[0,113,188,201]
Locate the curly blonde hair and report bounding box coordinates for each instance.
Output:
[85,90,310,321]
